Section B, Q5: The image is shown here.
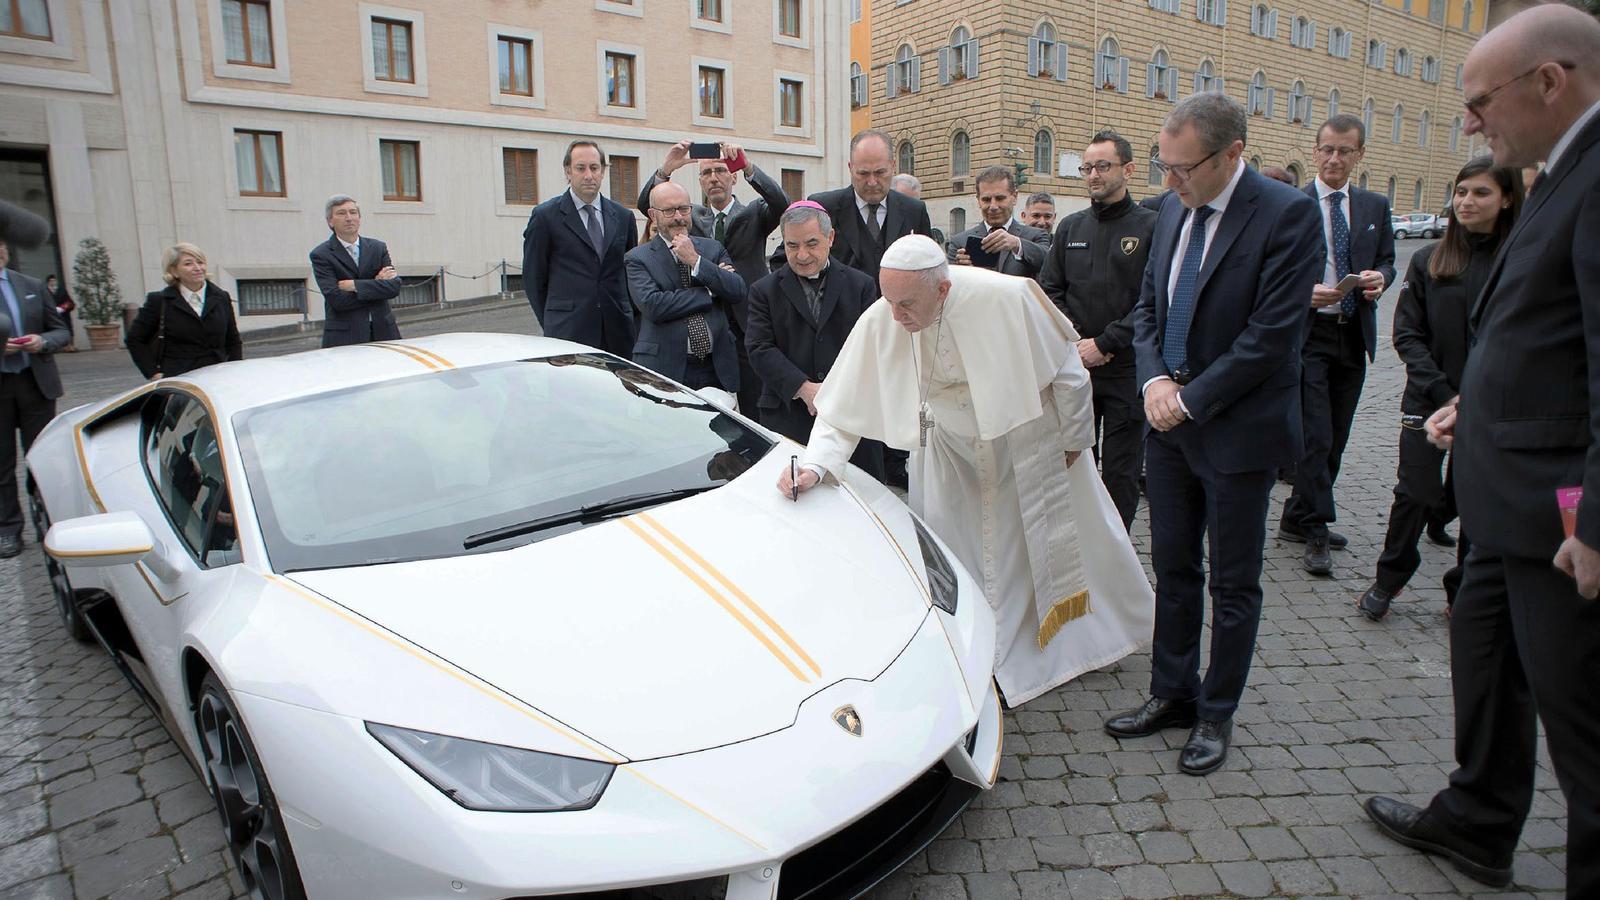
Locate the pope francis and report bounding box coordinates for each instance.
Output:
[778,234,1154,706]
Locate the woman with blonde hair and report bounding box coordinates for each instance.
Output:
[128,242,242,379]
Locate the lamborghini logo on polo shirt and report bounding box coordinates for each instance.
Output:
[1120,236,1141,256]
[833,705,863,736]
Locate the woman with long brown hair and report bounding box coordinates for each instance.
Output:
[1357,156,1523,621]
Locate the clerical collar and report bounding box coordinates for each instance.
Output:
[1089,193,1134,220]
[799,261,830,282]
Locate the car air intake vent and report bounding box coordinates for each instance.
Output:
[506,877,727,900]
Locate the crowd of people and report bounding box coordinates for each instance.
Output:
[0,3,1594,894]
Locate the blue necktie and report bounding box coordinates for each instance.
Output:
[1162,205,1214,375]
[1327,191,1356,317]
[0,272,24,374]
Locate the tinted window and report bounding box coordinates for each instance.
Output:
[234,354,773,572]
[142,393,242,568]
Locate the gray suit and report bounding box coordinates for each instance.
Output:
[625,236,746,391]
[1,266,69,540]
[950,221,1050,279]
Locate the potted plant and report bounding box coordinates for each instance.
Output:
[72,237,124,351]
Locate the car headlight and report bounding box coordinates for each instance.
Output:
[912,518,959,615]
[367,723,614,812]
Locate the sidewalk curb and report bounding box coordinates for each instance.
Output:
[241,292,526,347]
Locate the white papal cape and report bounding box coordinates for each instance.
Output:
[803,266,1155,706]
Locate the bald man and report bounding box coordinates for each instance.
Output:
[1362,7,1600,894]
[889,173,922,199]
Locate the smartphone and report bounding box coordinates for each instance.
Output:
[688,142,721,160]
[965,234,1001,269]
[1333,273,1363,294]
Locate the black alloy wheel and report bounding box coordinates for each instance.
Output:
[26,479,89,642]
[196,672,308,900]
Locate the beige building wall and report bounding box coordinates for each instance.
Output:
[865,0,1489,235]
[0,0,850,338]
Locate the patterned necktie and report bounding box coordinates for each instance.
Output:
[583,204,605,257]
[1327,191,1356,317]
[1162,205,1215,375]
[347,241,360,269]
[675,260,713,356]
[864,202,882,245]
[714,212,727,244]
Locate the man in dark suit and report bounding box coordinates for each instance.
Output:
[310,195,402,348]
[626,182,746,394]
[0,239,70,558]
[638,140,788,413]
[1105,93,1323,776]
[949,166,1049,279]
[744,201,884,481]
[523,140,639,357]
[1039,130,1158,531]
[1278,114,1397,574]
[808,129,932,289]
[1363,9,1600,894]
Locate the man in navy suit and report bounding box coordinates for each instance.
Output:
[1105,93,1323,776]
[1279,114,1397,574]
[523,140,639,357]
[807,130,932,290]
[626,182,745,395]
[0,239,70,558]
[309,195,402,348]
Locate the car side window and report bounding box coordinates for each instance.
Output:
[142,393,242,568]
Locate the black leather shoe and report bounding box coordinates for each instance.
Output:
[1278,525,1347,549]
[1302,537,1333,575]
[1179,718,1231,775]
[1357,584,1395,621]
[1104,697,1197,739]
[0,534,19,559]
[1364,796,1512,887]
[1426,523,1458,547]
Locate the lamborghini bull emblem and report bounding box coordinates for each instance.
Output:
[833,705,863,737]
[1120,236,1141,256]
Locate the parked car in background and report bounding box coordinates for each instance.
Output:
[1392,213,1442,239]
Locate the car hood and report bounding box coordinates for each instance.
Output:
[288,468,937,760]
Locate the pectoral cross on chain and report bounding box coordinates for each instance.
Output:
[918,402,935,448]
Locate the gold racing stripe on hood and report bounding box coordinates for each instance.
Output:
[621,515,816,683]
[383,342,455,369]
[363,342,444,370]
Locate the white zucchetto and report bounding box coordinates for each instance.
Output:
[879,234,947,271]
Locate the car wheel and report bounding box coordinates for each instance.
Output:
[1396,229,1409,239]
[196,672,308,900]
[26,478,89,643]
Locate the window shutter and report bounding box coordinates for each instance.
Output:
[887,64,898,99]
[1167,66,1179,98]
[1028,36,1042,77]
[1118,57,1129,92]
[1217,75,1227,95]
[938,46,951,85]
[1054,43,1068,81]
[1268,9,1278,38]
[1266,87,1277,118]
[1219,0,1228,26]
[1308,21,1317,48]
[967,40,979,79]
[1146,61,1159,97]
[1251,5,1260,32]
[910,58,921,92]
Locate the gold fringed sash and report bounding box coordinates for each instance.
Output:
[1037,589,1092,650]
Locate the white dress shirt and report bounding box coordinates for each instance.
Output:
[1544,98,1600,175]
[339,237,360,266]
[180,284,206,316]
[568,188,606,243]
[854,192,887,231]
[1313,177,1354,316]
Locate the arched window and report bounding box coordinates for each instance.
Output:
[1288,79,1307,124]
[1395,48,1412,77]
[1328,87,1341,119]
[1363,97,1375,136]
[1193,58,1221,94]
[1249,155,1262,170]
[1360,172,1368,190]
[849,61,866,109]
[1030,20,1065,80]
[1329,26,1346,57]
[1450,116,1462,152]
[1367,38,1382,68]
[1251,3,1276,37]
[1033,129,1053,176]
[898,139,915,176]
[1149,144,1163,185]
[1462,0,1474,30]
[1418,110,1430,148]
[1097,37,1127,91]
[1414,179,1424,210]
[1147,48,1175,99]
[1248,70,1268,116]
[889,43,921,97]
[1392,103,1404,143]
[1286,162,1303,185]
[1386,175,1396,205]
[951,130,971,177]
[945,25,976,81]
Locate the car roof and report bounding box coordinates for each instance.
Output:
[162,333,600,416]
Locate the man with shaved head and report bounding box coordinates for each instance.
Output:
[889,173,921,199]
[1363,6,1600,894]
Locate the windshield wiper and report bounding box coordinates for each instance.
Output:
[463,486,718,550]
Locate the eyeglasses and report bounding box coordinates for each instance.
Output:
[1152,147,1221,184]
[1314,145,1362,158]
[653,205,694,215]
[1077,161,1118,176]
[1464,61,1575,116]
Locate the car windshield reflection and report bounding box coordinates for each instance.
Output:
[233,353,773,572]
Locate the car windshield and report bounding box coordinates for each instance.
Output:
[233,353,773,571]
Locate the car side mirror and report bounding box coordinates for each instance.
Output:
[45,511,159,570]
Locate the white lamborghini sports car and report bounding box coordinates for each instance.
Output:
[27,334,1002,900]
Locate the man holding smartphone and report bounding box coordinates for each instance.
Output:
[1279,114,1396,575]
[948,166,1048,278]
[638,140,789,413]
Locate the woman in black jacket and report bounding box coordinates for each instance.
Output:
[1357,156,1524,621]
[128,243,243,379]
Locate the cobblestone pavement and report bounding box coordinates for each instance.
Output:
[1,244,1569,899]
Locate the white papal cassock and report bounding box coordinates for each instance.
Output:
[803,264,1155,706]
